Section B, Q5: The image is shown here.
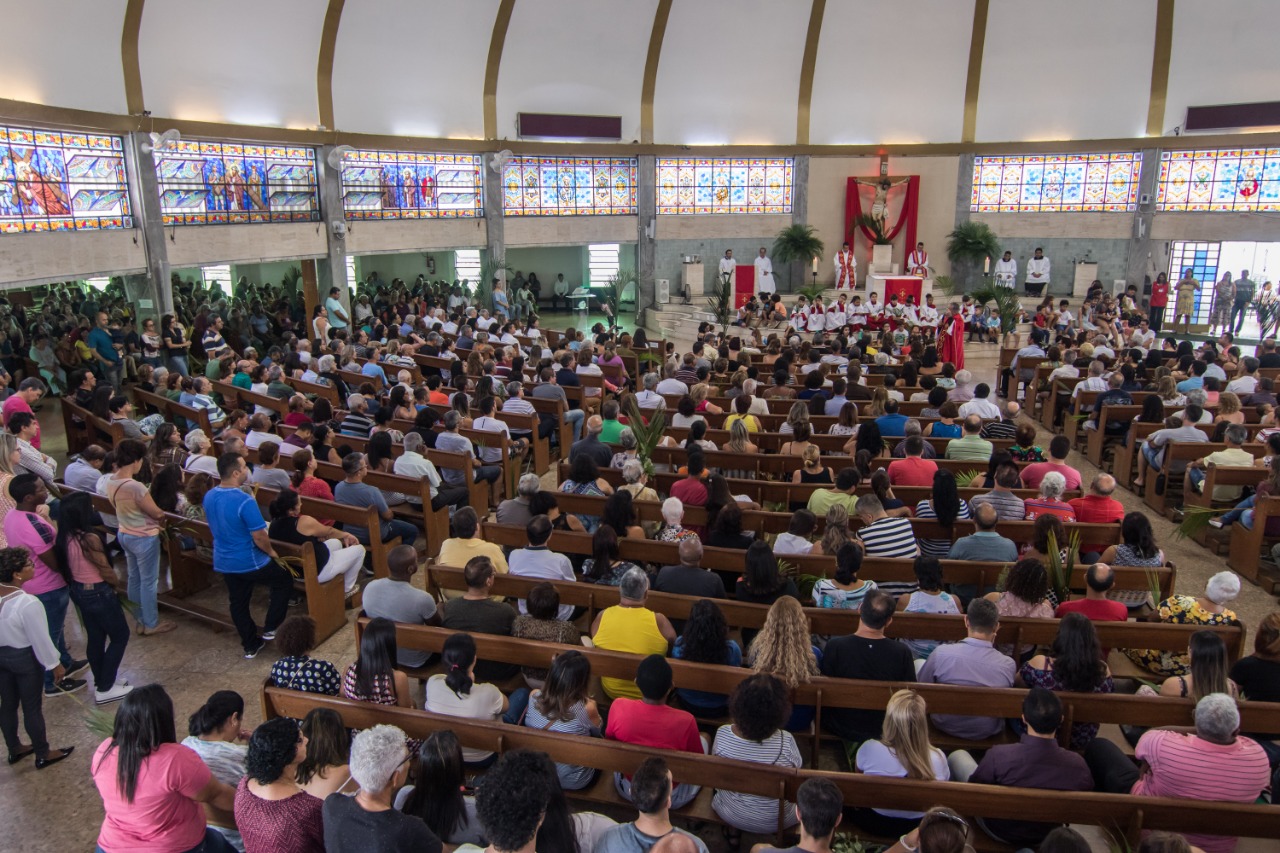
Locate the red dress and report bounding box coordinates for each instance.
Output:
[938,312,965,370]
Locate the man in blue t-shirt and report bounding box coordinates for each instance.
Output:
[204,452,293,659]
[87,311,122,391]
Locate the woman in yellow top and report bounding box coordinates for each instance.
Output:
[589,566,675,699]
[722,395,761,434]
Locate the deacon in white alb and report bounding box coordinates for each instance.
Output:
[907,242,931,277]
[994,251,1017,289]
[834,241,856,290]
[718,249,736,283]
[754,247,775,295]
[1025,247,1050,296]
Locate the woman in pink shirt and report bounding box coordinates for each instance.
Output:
[93,684,237,853]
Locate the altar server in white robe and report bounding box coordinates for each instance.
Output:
[994,251,1017,289]
[719,249,736,283]
[907,242,931,277]
[825,295,847,332]
[809,296,827,337]
[865,292,884,330]
[917,294,941,336]
[901,297,921,329]
[1024,248,1050,296]
[834,242,856,290]
[754,247,776,295]
[789,296,810,333]
[849,295,870,331]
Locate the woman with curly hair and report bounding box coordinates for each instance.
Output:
[987,558,1054,619]
[711,674,802,840]
[673,599,741,717]
[1017,613,1114,750]
[233,717,324,853]
[749,597,822,731]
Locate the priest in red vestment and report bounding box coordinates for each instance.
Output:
[938,302,965,370]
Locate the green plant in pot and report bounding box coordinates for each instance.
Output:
[945,220,1001,290]
[602,270,637,328]
[772,223,826,293]
[706,271,735,332]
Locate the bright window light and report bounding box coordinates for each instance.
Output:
[84,277,111,292]
[589,243,620,289]
[201,264,233,295]
[455,250,482,285]
[345,255,357,289]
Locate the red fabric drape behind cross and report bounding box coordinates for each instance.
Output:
[845,176,920,267]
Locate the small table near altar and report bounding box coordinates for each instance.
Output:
[866,274,934,305]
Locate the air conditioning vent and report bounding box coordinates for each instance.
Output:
[517,113,622,141]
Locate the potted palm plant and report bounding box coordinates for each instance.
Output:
[772,224,825,293]
[945,221,1001,290]
[706,270,734,332]
[602,270,637,328]
[969,282,1023,347]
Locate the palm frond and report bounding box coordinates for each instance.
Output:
[772,224,826,264]
[970,284,1023,335]
[851,214,891,245]
[1174,506,1223,541]
[623,397,666,477]
[945,221,1001,264]
[706,273,734,331]
[932,274,956,296]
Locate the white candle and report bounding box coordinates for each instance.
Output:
[812,256,818,273]
[984,256,991,274]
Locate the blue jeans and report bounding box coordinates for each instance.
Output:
[98,826,234,853]
[382,518,419,548]
[1188,467,1206,491]
[32,587,73,690]
[168,354,189,377]
[564,408,585,442]
[502,687,530,725]
[119,532,161,630]
[69,583,130,692]
[1221,494,1255,527]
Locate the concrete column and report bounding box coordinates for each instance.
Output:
[316,145,351,316]
[128,132,172,319]
[483,154,505,273]
[788,155,810,294]
[954,154,975,227]
[636,154,656,320]
[1126,147,1162,291]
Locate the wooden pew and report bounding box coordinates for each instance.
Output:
[1227,495,1280,590]
[212,379,288,418]
[132,386,216,437]
[60,397,124,452]
[261,685,1280,849]
[1143,441,1266,518]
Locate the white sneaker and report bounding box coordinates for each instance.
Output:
[94,682,134,705]
[1208,518,1225,529]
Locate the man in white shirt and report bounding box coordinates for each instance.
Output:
[1091,335,1116,362]
[551,273,570,312]
[754,247,775,295]
[472,395,528,465]
[508,515,576,621]
[394,432,469,509]
[1070,361,1110,414]
[994,251,1017,290]
[718,249,736,284]
[907,242,930,277]
[655,364,689,396]
[1025,248,1050,296]
[960,384,1002,419]
[1227,357,1260,396]
[633,373,666,410]
[1128,318,1156,352]
[834,241,856,290]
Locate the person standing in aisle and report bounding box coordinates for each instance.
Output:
[1148,272,1169,332]
[1231,269,1256,336]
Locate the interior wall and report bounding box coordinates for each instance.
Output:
[167,223,327,267]
[352,251,457,286]
[506,246,586,288]
[966,212,1133,292]
[0,230,147,288]
[505,216,638,248]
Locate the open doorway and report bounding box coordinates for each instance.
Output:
[1168,240,1280,333]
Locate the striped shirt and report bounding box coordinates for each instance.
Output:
[523,695,600,791]
[1132,730,1271,853]
[857,516,919,597]
[710,726,802,834]
[913,499,971,558]
[338,412,373,439]
[970,490,1026,521]
[980,419,1018,440]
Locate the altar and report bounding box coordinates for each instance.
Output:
[866,273,934,305]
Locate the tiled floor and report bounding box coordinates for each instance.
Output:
[4,333,1275,853]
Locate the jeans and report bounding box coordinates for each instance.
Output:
[221,561,295,653]
[1221,494,1255,527]
[1149,305,1165,332]
[502,687,531,724]
[564,408,585,442]
[1188,467,1206,491]
[1231,300,1250,335]
[119,532,162,630]
[102,360,123,392]
[69,583,130,692]
[383,518,419,547]
[0,645,47,755]
[32,587,73,690]
[168,354,190,377]
[97,827,235,853]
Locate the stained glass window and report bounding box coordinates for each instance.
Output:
[502,156,637,216]
[155,141,319,225]
[656,158,793,215]
[970,152,1141,212]
[341,150,482,220]
[1157,149,1280,212]
[0,126,131,234]
[1167,241,1220,326]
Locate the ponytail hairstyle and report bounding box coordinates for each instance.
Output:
[268,488,300,520]
[441,632,478,698]
[802,444,821,471]
[187,690,245,737]
[289,448,314,489]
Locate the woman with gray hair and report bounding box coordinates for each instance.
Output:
[1022,471,1076,522]
[610,427,639,470]
[322,724,442,851]
[1126,570,1242,678]
[182,429,219,477]
[656,497,697,543]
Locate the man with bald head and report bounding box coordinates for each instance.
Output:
[654,537,723,629]
[981,400,1022,440]
[1055,563,1128,623]
[362,544,438,668]
[944,415,994,461]
[1069,473,1125,560]
[569,413,613,468]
